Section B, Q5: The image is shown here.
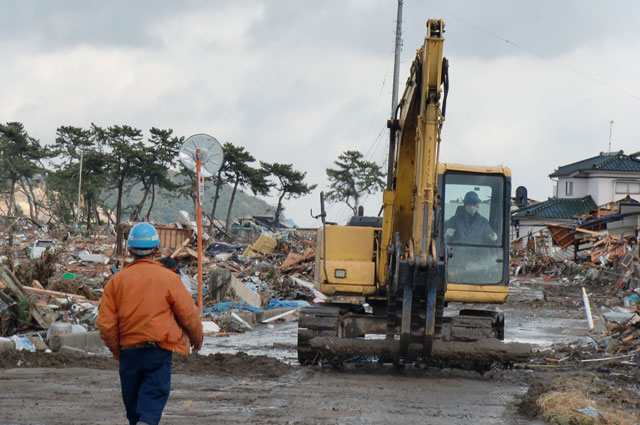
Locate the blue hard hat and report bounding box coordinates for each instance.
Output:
[127,222,160,249]
[463,191,481,204]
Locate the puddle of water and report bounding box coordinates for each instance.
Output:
[448,280,592,346]
[505,282,592,346]
[201,281,593,363]
[200,321,299,364]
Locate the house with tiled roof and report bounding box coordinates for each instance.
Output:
[550,150,640,204]
[512,150,640,238]
[512,195,597,237]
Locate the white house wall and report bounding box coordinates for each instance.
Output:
[512,218,573,240]
[586,177,607,204]
[557,172,640,205]
[588,172,640,204]
[573,178,588,198]
[515,223,547,238]
[557,177,588,198]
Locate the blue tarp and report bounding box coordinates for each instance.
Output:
[204,301,263,314]
[267,299,310,309]
[204,299,311,315]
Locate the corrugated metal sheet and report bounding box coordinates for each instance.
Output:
[550,245,575,262]
[155,226,193,249]
[121,225,193,252]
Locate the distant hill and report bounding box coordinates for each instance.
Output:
[108,173,276,224]
[9,173,277,225]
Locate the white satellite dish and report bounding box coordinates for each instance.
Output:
[179,134,223,178]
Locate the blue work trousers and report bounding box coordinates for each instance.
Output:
[119,346,172,425]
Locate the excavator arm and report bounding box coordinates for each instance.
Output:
[380,19,448,357]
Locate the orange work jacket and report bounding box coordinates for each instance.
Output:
[97,258,203,360]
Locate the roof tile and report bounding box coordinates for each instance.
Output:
[513,195,596,219]
[549,151,640,177]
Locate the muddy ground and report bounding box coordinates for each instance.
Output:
[1,277,639,424]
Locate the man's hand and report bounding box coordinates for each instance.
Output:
[191,335,203,353]
[489,232,497,241]
[445,228,455,238]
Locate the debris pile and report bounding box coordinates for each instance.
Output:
[533,301,639,367]
[0,215,319,354]
[524,277,639,379]
[512,217,640,391]
[512,220,640,295]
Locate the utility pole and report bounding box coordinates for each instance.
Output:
[608,120,614,152]
[386,0,403,189]
[76,149,84,223]
[196,149,203,313]
[391,0,404,117]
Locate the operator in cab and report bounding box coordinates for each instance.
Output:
[445,191,497,245]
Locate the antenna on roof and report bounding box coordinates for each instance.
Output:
[608,120,614,152]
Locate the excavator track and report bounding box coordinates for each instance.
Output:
[442,309,504,342]
[297,305,343,365]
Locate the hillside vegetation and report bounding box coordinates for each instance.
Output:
[113,178,276,224]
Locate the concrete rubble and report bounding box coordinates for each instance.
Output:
[0,216,318,355]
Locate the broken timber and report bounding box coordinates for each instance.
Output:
[0,266,50,329]
[170,238,191,259]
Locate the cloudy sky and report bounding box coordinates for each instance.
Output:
[2,0,640,227]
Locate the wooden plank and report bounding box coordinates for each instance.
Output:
[0,267,27,298]
[170,238,191,259]
[0,289,14,304]
[1,281,90,302]
[21,286,89,301]
[574,227,604,237]
[184,247,208,261]
[221,262,242,273]
[184,247,198,258]
[280,252,304,270]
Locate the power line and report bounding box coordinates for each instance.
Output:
[364,124,387,162]
[360,49,395,152]
[412,0,640,103]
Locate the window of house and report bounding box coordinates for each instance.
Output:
[615,181,640,194]
[565,181,573,196]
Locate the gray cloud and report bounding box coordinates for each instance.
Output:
[406,0,640,59]
[0,0,188,50]
[1,0,640,226]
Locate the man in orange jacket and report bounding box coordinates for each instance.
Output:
[97,223,203,425]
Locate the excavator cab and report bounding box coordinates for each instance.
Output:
[439,164,511,304]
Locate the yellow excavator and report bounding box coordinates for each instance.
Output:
[298,19,511,363]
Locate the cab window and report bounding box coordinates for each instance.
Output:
[442,172,506,285]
